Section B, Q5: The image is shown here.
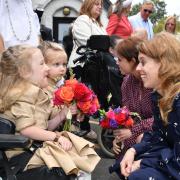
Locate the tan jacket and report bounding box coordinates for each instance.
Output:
[3,84,51,132]
[25,131,100,175]
[3,83,100,174]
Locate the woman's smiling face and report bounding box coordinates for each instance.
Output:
[136,52,161,90]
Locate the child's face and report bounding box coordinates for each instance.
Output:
[25,49,49,88]
[46,49,67,80]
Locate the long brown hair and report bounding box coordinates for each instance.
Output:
[138,32,180,125]
[0,45,38,112]
[79,0,103,26]
[116,37,142,64]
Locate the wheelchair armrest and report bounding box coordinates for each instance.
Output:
[0,134,30,149]
[0,116,15,134]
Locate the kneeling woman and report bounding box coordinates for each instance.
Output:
[120,32,180,179]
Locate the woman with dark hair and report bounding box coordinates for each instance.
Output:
[109,36,154,176]
[106,0,133,39]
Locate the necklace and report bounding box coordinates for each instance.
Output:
[5,0,32,42]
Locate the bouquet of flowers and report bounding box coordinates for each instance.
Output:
[99,106,140,129]
[53,78,100,131]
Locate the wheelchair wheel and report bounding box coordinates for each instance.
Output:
[97,127,115,158]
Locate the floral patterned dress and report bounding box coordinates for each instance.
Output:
[128,92,180,180]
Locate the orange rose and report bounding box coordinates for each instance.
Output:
[56,86,74,104]
[77,101,91,114]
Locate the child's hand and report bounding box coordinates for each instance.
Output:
[58,136,72,151]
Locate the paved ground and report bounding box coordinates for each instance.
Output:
[92,158,119,180]
[90,119,119,180]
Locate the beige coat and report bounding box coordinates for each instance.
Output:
[3,83,100,174]
[25,131,100,175]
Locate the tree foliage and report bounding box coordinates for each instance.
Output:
[129,3,140,17]
[151,0,167,24]
[129,0,167,25]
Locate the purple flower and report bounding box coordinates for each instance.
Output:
[114,107,122,114]
[109,119,118,129]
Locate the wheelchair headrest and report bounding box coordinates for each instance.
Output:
[0,116,15,134]
[87,35,110,52]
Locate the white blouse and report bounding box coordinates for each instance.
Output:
[68,15,107,68]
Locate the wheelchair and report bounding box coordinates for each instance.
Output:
[0,116,75,180]
[72,35,124,158]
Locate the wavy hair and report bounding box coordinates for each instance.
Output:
[138,32,180,125]
[0,45,38,112]
[79,0,103,26]
[38,41,67,64]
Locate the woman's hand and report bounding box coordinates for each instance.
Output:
[113,128,132,141]
[113,138,121,154]
[120,148,136,177]
[58,136,72,151]
[131,159,141,173]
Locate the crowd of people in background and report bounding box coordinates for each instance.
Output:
[0,0,180,180]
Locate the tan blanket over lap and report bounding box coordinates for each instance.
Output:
[25,131,101,175]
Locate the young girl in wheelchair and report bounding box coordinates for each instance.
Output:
[0,45,100,180]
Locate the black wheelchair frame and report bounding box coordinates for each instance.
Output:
[0,117,76,180]
[0,117,29,180]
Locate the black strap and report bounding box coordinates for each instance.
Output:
[28,141,43,153]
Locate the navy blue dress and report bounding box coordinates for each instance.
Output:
[128,92,180,180]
